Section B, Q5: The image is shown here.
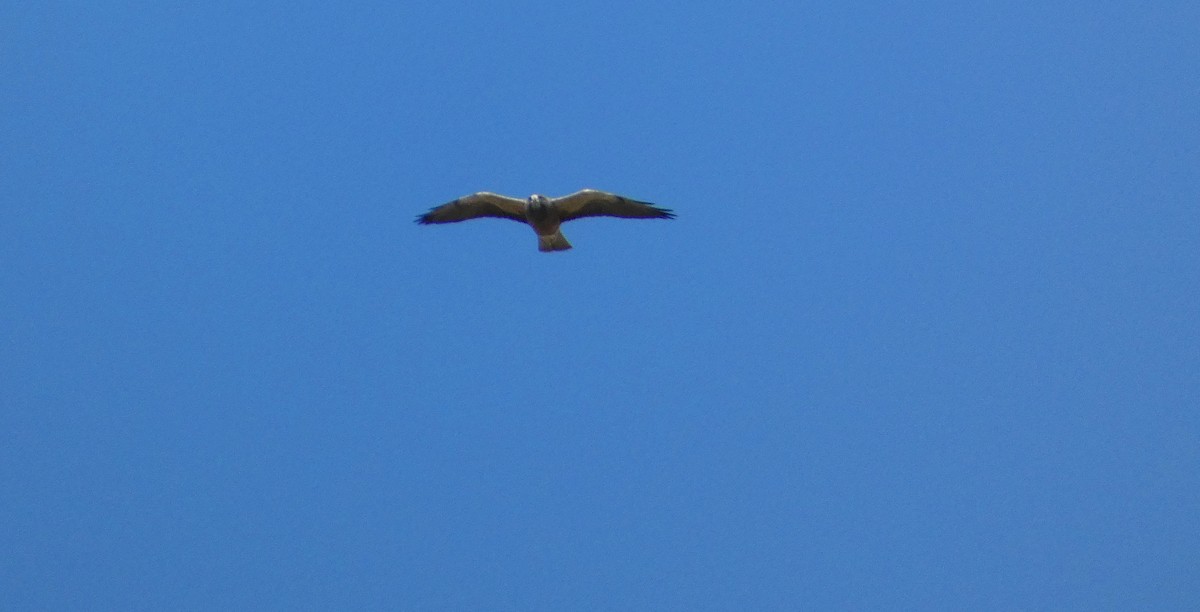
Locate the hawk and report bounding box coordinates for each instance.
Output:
[416,189,674,252]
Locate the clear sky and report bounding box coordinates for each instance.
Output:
[2,2,1197,610]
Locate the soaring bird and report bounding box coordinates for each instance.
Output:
[416,189,674,252]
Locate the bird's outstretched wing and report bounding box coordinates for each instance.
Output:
[416,192,527,224]
[553,189,675,222]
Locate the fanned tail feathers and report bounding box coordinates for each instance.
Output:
[538,232,572,252]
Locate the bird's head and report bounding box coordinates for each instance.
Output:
[528,194,550,208]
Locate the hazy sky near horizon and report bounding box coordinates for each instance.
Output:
[3,2,1198,609]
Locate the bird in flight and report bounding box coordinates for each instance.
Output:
[416,189,674,252]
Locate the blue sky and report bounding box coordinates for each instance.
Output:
[2,2,1197,609]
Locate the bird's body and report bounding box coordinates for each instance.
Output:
[416,189,674,252]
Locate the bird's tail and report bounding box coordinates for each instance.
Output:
[538,231,572,252]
